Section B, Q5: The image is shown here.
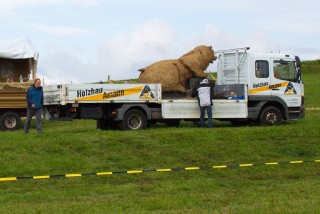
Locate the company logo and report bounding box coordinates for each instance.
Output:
[250,81,289,95]
[139,85,155,99]
[75,85,155,101]
[76,85,155,101]
[269,83,282,89]
[77,88,103,97]
[253,82,268,88]
[284,82,297,95]
[103,90,125,99]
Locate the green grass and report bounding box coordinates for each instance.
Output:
[0,111,319,213]
[301,60,320,107]
[0,60,319,213]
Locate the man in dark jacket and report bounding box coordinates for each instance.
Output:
[24,78,43,133]
[192,78,214,128]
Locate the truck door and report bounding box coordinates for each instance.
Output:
[250,60,271,96]
[270,59,303,107]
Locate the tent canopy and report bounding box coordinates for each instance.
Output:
[0,37,39,60]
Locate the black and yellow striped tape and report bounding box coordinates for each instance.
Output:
[0,159,319,182]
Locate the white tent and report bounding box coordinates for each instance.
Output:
[0,37,39,82]
[0,37,39,60]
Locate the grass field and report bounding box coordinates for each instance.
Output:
[301,60,320,107]
[0,60,319,213]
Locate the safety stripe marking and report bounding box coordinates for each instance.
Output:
[157,169,172,172]
[290,161,303,164]
[0,177,17,181]
[0,159,318,182]
[65,174,82,178]
[127,170,143,174]
[212,165,227,169]
[33,175,50,179]
[265,162,279,165]
[97,172,113,175]
[239,164,254,167]
[185,167,200,170]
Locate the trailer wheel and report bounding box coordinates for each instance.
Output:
[119,109,147,130]
[0,111,21,131]
[259,106,282,126]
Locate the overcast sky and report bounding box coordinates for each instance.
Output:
[1,0,319,84]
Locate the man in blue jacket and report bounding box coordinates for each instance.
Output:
[192,78,214,128]
[24,78,43,133]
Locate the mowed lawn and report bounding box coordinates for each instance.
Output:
[0,60,319,213]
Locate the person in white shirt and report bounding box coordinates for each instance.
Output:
[191,79,214,128]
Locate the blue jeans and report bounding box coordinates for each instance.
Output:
[24,107,42,133]
[200,106,213,128]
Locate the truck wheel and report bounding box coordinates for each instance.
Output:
[0,111,21,131]
[259,106,282,126]
[119,109,147,130]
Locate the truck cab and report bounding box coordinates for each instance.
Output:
[216,47,304,125]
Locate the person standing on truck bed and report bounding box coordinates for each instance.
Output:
[24,78,43,134]
[192,78,214,128]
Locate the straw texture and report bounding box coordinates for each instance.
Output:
[0,83,30,91]
[138,45,216,93]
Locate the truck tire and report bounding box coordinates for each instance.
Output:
[259,106,282,126]
[0,111,21,131]
[118,109,147,130]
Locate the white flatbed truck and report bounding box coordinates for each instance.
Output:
[43,47,304,130]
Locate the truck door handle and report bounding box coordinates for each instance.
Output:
[272,88,279,91]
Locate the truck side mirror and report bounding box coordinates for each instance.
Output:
[295,56,302,83]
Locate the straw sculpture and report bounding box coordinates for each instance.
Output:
[138,45,217,93]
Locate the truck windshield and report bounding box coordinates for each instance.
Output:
[273,60,298,82]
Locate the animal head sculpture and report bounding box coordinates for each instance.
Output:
[179,45,217,77]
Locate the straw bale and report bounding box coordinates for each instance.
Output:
[138,45,216,93]
[0,83,31,92]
